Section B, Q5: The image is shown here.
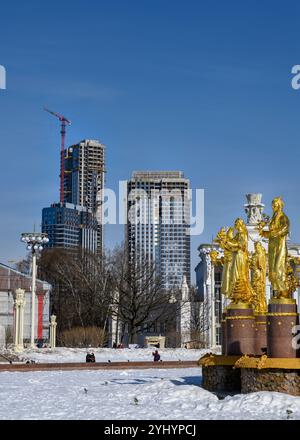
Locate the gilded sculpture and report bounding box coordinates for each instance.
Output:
[216,218,255,305]
[215,227,234,297]
[258,197,298,299]
[250,242,267,314]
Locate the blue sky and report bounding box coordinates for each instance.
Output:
[0,1,300,279]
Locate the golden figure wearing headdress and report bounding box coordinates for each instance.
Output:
[217,219,255,305]
[258,197,297,299]
[250,242,267,314]
[215,227,234,297]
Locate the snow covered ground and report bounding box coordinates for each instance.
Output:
[15,347,218,364]
[0,367,299,420]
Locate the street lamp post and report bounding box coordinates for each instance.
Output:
[20,233,49,348]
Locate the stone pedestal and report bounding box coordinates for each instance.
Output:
[221,311,227,355]
[267,299,299,358]
[226,303,255,355]
[199,354,300,397]
[254,314,267,356]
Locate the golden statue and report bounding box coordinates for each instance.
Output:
[250,242,267,314]
[210,249,220,266]
[217,219,255,305]
[286,257,299,296]
[215,227,234,297]
[258,197,297,299]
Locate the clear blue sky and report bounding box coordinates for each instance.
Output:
[1,1,300,280]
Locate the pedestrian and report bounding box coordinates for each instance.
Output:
[86,352,96,363]
[152,350,160,362]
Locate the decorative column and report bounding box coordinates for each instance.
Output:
[49,315,57,350]
[37,292,44,341]
[221,309,227,355]
[110,289,122,347]
[180,276,191,347]
[202,249,215,348]
[226,302,256,356]
[267,298,299,358]
[14,289,26,353]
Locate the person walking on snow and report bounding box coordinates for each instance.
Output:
[152,350,160,362]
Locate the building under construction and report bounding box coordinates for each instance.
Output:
[42,139,105,254]
[64,139,105,253]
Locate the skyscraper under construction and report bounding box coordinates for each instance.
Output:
[42,139,105,254]
[64,139,105,252]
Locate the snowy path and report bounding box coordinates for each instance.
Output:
[0,368,299,420]
[15,347,216,364]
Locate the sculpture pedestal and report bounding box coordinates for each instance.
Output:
[226,303,255,356]
[221,310,227,355]
[254,314,267,356]
[267,299,299,358]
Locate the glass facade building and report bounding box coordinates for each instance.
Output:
[126,171,191,290]
[42,203,98,252]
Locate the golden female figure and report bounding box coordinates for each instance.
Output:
[215,227,234,297]
[250,242,267,313]
[258,197,291,299]
[217,219,254,304]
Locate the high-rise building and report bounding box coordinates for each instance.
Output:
[126,171,191,290]
[41,139,105,254]
[64,140,105,253]
[42,203,98,252]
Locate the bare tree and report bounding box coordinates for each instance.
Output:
[38,248,112,338]
[38,244,192,347]
[109,245,179,344]
[187,287,211,348]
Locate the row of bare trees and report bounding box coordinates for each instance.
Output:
[29,243,213,347]
[37,245,191,345]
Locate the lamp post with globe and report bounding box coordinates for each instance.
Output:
[20,233,49,348]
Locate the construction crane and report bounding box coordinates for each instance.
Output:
[44,107,71,204]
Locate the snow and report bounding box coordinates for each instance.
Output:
[0,367,299,420]
[15,347,219,364]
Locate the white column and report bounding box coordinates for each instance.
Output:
[14,289,26,353]
[180,276,191,346]
[210,263,216,348]
[110,289,121,347]
[50,315,57,350]
[30,252,37,348]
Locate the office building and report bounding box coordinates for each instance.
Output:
[42,202,98,252]
[126,171,191,290]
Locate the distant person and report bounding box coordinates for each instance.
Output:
[113,342,117,349]
[86,352,96,363]
[152,350,160,362]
